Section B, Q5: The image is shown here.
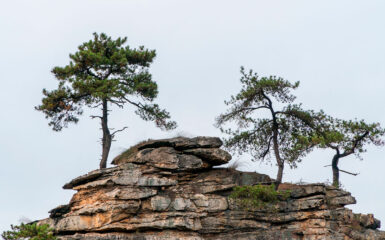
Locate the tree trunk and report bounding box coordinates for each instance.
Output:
[100,99,112,169]
[332,153,340,188]
[272,122,283,187]
[276,161,284,187]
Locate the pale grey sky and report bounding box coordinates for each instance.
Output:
[1,0,385,232]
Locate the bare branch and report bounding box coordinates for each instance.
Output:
[323,165,359,176]
[339,169,359,176]
[111,126,128,136]
[90,115,103,119]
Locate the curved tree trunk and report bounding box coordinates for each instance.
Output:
[261,91,283,189]
[100,99,112,169]
[332,154,340,188]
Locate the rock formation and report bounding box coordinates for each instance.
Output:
[38,136,385,239]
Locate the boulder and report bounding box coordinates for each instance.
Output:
[112,137,223,165]
[183,148,231,165]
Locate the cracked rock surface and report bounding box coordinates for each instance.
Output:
[38,137,385,240]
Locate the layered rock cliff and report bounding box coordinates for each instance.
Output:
[39,136,385,239]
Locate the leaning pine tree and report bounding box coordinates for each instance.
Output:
[216,67,316,185]
[36,33,177,169]
[307,115,385,187]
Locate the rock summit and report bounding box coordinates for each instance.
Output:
[39,136,385,239]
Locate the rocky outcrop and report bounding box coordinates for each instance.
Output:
[38,137,385,240]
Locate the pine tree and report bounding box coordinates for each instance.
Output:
[36,33,177,169]
[216,67,315,185]
[2,223,57,240]
[305,114,385,187]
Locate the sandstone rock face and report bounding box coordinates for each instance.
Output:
[38,137,385,240]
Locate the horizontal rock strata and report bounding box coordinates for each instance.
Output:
[38,137,385,240]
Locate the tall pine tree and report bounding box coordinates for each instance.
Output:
[216,67,316,185]
[36,33,176,169]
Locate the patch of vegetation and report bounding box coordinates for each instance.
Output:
[229,184,291,210]
[2,223,57,240]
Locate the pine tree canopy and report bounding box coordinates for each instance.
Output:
[36,33,177,169]
[299,110,385,187]
[216,67,316,173]
[305,113,385,159]
[36,32,176,132]
[2,223,57,240]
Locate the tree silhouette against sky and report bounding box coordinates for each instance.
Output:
[36,33,176,169]
[216,67,316,185]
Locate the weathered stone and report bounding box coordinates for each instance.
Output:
[104,187,157,200]
[63,168,109,189]
[151,196,171,211]
[184,148,231,165]
[134,137,223,150]
[287,184,326,198]
[137,176,177,186]
[49,204,71,218]
[177,154,205,170]
[206,196,228,212]
[356,213,381,229]
[200,216,271,233]
[171,198,197,211]
[98,212,205,232]
[71,169,177,190]
[226,209,332,224]
[59,231,204,240]
[284,195,325,211]
[112,137,223,166]
[125,147,179,168]
[36,136,385,240]
[112,147,207,170]
[189,194,228,212]
[173,137,223,149]
[72,179,112,190]
[192,194,210,207]
[172,169,271,194]
[328,194,356,206]
[75,201,140,215]
[351,229,385,240]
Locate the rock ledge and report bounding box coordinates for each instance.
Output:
[39,137,385,240]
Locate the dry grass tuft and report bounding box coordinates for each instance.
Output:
[226,159,247,170]
[112,139,153,164]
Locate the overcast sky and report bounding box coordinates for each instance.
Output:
[1,0,385,232]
